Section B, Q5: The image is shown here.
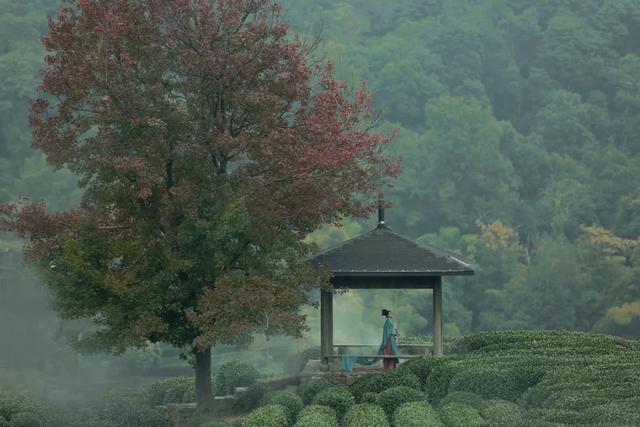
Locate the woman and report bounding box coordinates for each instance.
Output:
[378,309,399,370]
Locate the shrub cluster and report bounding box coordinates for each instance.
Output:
[294,405,338,427]
[234,383,270,413]
[376,386,424,417]
[438,403,485,426]
[7,412,43,427]
[145,376,195,405]
[297,382,330,405]
[439,392,486,411]
[349,370,420,401]
[264,391,303,424]
[479,400,523,426]
[214,362,259,395]
[392,402,442,427]
[311,387,355,420]
[241,404,288,427]
[343,403,388,427]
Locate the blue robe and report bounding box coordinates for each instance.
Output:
[341,319,399,372]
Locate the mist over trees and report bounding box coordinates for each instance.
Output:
[1,0,640,409]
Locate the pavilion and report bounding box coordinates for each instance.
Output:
[309,208,474,370]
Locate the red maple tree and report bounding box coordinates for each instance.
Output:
[0,0,396,407]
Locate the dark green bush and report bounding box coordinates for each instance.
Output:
[349,371,420,401]
[294,405,338,427]
[343,403,389,427]
[580,402,640,426]
[359,392,378,404]
[214,362,259,395]
[392,402,443,427]
[97,389,171,427]
[448,365,544,401]
[376,386,424,417]
[424,360,461,402]
[198,421,232,427]
[234,383,270,413]
[145,377,195,406]
[479,400,523,426]
[0,416,8,427]
[311,386,355,419]
[297,382,330,405]
[7,412,42,427]
[440,392,486,411]
[241,404,288,427]
[0,394,40,422]
[438,403,486,427]
[398,357,451,390]
[265,390,303,424]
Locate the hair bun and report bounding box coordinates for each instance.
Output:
[381,309,390,317]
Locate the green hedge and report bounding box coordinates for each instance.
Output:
[439,392,486,411]
[392,402,443,427]
[397,357,452,390]
[376,386,424,417]
[214,362,259,395]
[0,416,8,427]
[359,392,378,404]
[349,371,420,401]
[343,403,389,427]
[438,403,486,427]
[145,377,195,406]
[311,387,354,419]
[297,383,330,405]
[7,412,42,427]
[479,400,523,426]
[241,404,288,427]
[234,383,270,413]
[448,365,544,401]
[96,389,171,427]
[0,394,41,422]
[294,405,338,427]
[265,391,303,424]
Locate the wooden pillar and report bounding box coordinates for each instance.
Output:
[432,277,443,356]
[320,289,334,370]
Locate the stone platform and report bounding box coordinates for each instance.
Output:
[300,359,397,386]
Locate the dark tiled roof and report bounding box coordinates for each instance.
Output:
[310,224,474,276]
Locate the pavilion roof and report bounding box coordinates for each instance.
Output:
[310,223,474,277]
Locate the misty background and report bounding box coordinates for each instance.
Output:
[2,0,640,404]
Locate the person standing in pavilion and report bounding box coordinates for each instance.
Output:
[379,309,399,369]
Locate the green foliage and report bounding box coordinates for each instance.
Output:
[294,405,338,427]
[392,402,442,427]
[297,346,321,372]
[7,413,42,427]
[448,365,545,401]
[234,383,270,413]
[241,404,288,427]
[145,376,195,406]
[439,392,486,411]
[376,386,424,417]
[349,371,421,401]
[94,389,171,427]
[311,386,355,420]
[0,394,40,423]
[0,416,8,427]
[214,362,259,395]
[479,400,523,426]
[265,391,303,424]
[343,403,389,427]
[397,357,451,390]
[359,392,378,404]
[297,382,330,406]
[439,403,486,427]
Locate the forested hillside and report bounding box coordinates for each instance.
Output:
[1,0,640,345]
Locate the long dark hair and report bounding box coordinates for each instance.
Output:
[381,309,391,318]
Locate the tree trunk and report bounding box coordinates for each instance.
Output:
[194,347,213,410]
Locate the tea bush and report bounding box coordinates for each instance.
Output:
[0,416,8,427]
[343,403,389,427]
[145,377,195,406]
[376,386,424,417]
[234,383,270,413]
[265,391,303,424]
[439,392,486,410]
[448,365,544,401]
[438,403,486,426]
[7,412,42,427]
[349,371,420,401]
[241,404,288,427]
[359,392,378,404]
[214,362,258,395]
[397,357,452,390]
[294,405,338,427]
[311,387,354,419]
[297,382,330,405]
[479,400,523,426]
[95,389,171,427]
[392,402,442,427]
[0,394,41,422]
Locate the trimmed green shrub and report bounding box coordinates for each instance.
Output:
[198,421,231,427]
[448,365,544,401]
[241,404,288,427]
[440,392,486,411]
[392,402,443,427]
[145,377,195,406]
[234,383,270,413]
[214,362,259,395]
[479,400,523,426]
[424,360,461,402]
[295,405,338,427]
[311,386,355,419]
[376,386,424,417]
[343,403,389,427]
[7,412,42,427]
[265,391,303,424]
[580,402,640,426]
[297,382,330,405]
[349,371,420,401]
[0,416,9,427]
[0,394,40,422]
[398,357,451,390]
[97,389,171,427]
[438,403,486,427]
[359,392,378,404]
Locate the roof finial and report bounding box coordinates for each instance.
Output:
[377,192,385,228]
